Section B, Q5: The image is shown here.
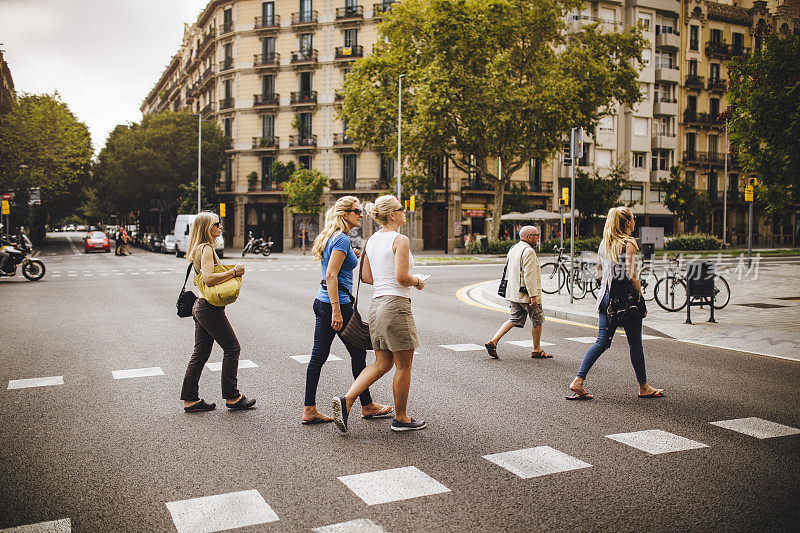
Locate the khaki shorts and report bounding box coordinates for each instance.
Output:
[509,301,544,328]
[369,295,419,352]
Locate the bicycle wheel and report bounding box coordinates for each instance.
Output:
[654,276,688,312]
[540,262,564,294]
[570,267,588,299]
[712,275,730,309]
[640,266,658,302]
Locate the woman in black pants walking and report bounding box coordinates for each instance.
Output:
[301,196,392,424]
[181,211,256,412]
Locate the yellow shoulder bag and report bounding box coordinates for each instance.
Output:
[194,245,242,306]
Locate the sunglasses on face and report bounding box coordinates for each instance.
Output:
[345,209,363,215]
[212,222,221,228]
[393,207,405,213]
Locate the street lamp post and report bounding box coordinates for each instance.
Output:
[396,74,404,201]
[723,123,728,247]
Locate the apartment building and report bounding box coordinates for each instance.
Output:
[142,0,545,252]
[0,49,16,116]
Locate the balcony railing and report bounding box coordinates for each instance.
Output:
[683,111,722,128]
[685,74,704,89]
[221,21,234,35]
[335,45,364,60]
[252,137,280,150]
[254,53,280,67]
[219,98,234,110]
[682,151,738,166]
[705,40,732,59]
[201,102,215,116]
[333,133,354,146]
[219,57,234,71]
[336,5,364,20]
[290,91,318,105]
[291,49,318,64]
[253,93,280,107]
[254,15,280,29]
[334,91,344,101]
[291,10,318,26]
[373,1,397,17]
[198,29,216,55]
[289,135,318,148]
[197,68,215,88]
[707,78,727,91]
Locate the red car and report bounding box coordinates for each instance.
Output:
[84,231,110,253]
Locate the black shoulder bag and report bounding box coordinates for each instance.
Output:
[176,263,197,318]
[340,243,373,350]
[498,246,527,298]
[606,252,646,329]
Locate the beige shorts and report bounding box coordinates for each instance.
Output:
[509,301,544,328]
[369,295,419,352]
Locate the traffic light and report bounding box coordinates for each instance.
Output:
[219,203,226,218]
[404,200,409,211]
[409,195,416,212]
[748,177,758,187]
[561,187,569,206]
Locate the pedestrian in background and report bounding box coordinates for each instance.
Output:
[181,211,256,412]
[332,195,427,433]
[567,206,664,400]
[302,195,393,425]
[485,225,550,359]
[121,227,132,255]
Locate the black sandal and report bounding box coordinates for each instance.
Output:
[226,395,257,410]
[184,399,216,412]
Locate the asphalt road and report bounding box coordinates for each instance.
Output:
[1,233,798,532]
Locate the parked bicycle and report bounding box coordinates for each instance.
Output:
[653,254,730,312]
[541,246,588,299]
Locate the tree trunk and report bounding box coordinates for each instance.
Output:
[301,219,307,255]
[489,179,506,240]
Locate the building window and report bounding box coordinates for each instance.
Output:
[596,149,612,168]
[732,32,744,54]
[688,59,697,77]
[224,158,233,189]
[690,26,699,50]
[343,154,357,189]
[262,74,275,96]
[710,29,722,44]
[709,98,720,119]
[262,1,275,25]
[262,37,276,58]
[298,112,312,137]
[344,28,358,47]
[649,187,666,203]
[529,158,541,191]
[621,185,644,204]
[429,156,448,188]
[633,117,649,136]
[651,149,670,171]
[633,152,646,169]
[300,33,313,52]
[261,156,274,189]
[262,114,275,139]
[598,116,614,132]
[299,155,312,170]
[641,49,651,67]
[223,117,233,138]
[379,155,394,186]
[710,63,720,81]
[638,14,651,30]
[686,170,697,188]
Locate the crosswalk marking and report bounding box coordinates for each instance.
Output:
[338,466,451,506]
[0,518,71,532]
[483,446,592,479]
[290,354,343,364]
[165,489,279,533]
[313,518,386,532]
[205,359,259,372]
[7,376,64,390]
[710,417,800,439]
[605,429,709,455]
[565,337,597,344]
[439,343,485,352]
[111,367,164,380]
[505,340,555,348]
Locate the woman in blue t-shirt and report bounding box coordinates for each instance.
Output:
[302,196,393,424]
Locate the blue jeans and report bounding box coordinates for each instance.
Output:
[576,289,647,384]
[305,299,373,407]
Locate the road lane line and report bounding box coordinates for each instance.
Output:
[338,466,450,506]
[111,367,164,380]
[64,235,81,255]
[313,519,385,533]
[605,429,708,455]
[289,354,342,364]
[710,417,800,439]
[8,376,64,390]
[165,490,279,533]
[0,518,72,532]
[205,359,259,371]
[483,446,592,479]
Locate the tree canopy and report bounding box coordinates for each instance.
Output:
[340,0,646,238]
[575,157,629,235]
[281,167,328,254]
[0,93,93,237]
[93,111,228,219]
[728,34,800,216]
[659,166,711,232]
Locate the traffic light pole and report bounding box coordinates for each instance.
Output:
[747,200,753,268]
[559,204,563,250]
[569,154,575,305]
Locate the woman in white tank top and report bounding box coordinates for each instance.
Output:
[331,195,428,433]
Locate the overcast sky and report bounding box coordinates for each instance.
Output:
[0,0,209,155]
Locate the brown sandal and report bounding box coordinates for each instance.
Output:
[531,350,553,359]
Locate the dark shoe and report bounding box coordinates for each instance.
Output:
[184,399,216,412]
[391,418,427,432]
[485,342,498,359]
[531,350,553,359]
[565,392,594,401]
[362,405,394,419]
[331,396,349,433]
[226,395,256,410]
[638,389,665,398]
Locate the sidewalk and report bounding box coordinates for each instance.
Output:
[477,261,800,362]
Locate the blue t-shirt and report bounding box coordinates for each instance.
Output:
[316,232,358,304]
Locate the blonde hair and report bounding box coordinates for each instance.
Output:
[602,206,638,262]
[187,211,218,265]
[363,194,399,226]
[312,195,360,261]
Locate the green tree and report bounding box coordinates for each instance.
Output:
[281,167,327,254]
[575,156,629,236]
[659,166,711,233]
[340,0,646,239]
[0,93,93,240]
[272,160,296,186]
[728,33,800,216]
[93,111,228,223]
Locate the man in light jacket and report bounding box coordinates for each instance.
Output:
[485,225,551,359]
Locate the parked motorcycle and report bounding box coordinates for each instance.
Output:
[242,232,274,257]
[1,235,45,281]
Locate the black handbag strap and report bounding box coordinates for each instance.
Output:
[180,263,193,293]
[319,238,368,306]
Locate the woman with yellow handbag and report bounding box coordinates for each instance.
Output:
[181,211,256,412]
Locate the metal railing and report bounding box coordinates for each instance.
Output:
[373,2,396,16]
[336,5,364,19]
[219,98,234,110]
[253,93,279,106]
[254,15,280,29]
[707,78,727,91]
[289,135,318,147]
[335,45,364,59]
[253,53,280,67]
[252,137,279,149]
[219,57,233,71]
[685,74,704,88]
[291,11,318,25]
[291,49,318,63]
[333,133,354,145]
[221,21,234,35]
[290,91,318,104]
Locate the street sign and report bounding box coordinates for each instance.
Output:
[1,200,9,215]
[2,193,11,201]
[744,186,753,202]
[220,203,226,218]
[28,188,41,205]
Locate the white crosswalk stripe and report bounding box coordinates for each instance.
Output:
[290,354,342,364]
[165,489,279,533]
[505,340,555,348]
[111,367,164,380]
[338,466,451,505]
[483,446,592,479]
[205,359,259,372]
[0,518,72,532]
[439,343,485,351]
[710,417,800,439]
[313,519,386,532]
[7,376,64,390]
[605,429,708,455]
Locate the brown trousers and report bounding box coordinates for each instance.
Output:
[180,298,241,401]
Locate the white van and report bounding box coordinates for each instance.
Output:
[173,214,224,258]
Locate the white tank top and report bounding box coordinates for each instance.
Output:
[366,230,412,298]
